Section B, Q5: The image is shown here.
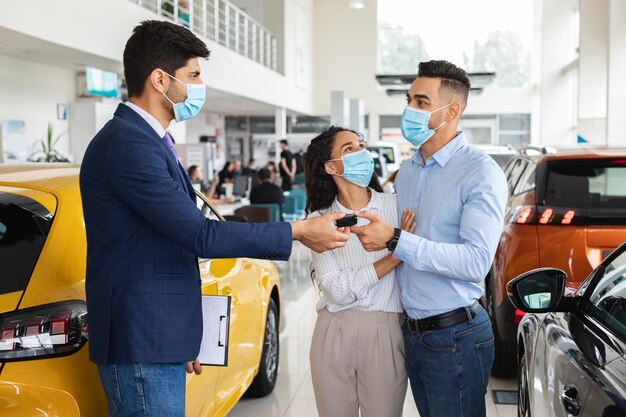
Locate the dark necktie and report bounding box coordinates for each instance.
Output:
[162,132,178,158]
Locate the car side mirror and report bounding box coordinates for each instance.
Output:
[507,268,567,313]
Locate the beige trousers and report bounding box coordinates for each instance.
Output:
[310,308,407,417]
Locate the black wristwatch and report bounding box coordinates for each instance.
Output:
[386,228,402,252]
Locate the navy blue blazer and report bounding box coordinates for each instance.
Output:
[80,104,292,364]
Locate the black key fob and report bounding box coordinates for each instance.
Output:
[335,213,358,227]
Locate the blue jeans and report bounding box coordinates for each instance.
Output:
[402,306,494,417]
[98,363,186,417]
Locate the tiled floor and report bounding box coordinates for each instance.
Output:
[228,242,517,417]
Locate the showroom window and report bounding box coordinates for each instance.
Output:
[377,0,533,88]
[459,114,531,147]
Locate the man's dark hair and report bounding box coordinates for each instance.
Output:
[123,20,210,98]
[186,165,199,177]
[258,168,272,181]
[249,158,256,164]
[417,60,471,109]
[279,139,288,146]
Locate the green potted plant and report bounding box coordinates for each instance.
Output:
[28,122,71,162]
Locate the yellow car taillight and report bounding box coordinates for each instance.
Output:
[0,301,87,361]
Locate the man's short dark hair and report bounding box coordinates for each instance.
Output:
[279,139,288,146]
[187,165,199,177]
[418,60,471,109]
[258,168,272,181]
[123,20,210,98]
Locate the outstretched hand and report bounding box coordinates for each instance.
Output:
[292,212,351,253]
[352,211,395,252]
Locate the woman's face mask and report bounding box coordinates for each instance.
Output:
[400,103,451,147]
[161,72,206,122]
[327,149,375,188]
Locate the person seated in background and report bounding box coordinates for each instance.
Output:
[232,160,242,177]
[266,160,282,187]
[217,161,235,196]
[186,164,206,191]
[250,168,285,220]
[242,158,258,175]
[186,165,222,201]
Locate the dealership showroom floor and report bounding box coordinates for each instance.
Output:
[228,243,517,417]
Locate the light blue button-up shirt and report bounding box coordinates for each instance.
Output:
[394,132,508,319]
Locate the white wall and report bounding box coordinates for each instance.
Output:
[538,0,577,146]
[578,0,608,144]
[607,0,626,146]
[0,54,75,159]
[313,0,392,132]
[0,0,315,115]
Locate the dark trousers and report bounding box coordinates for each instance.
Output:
[281,175,292,191]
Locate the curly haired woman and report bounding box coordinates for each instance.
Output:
[304,126,415,417]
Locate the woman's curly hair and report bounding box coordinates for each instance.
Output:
[303,126,382,213]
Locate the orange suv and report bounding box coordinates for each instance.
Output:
[486,146,626,376]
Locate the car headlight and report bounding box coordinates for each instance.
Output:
[0,300,87,361]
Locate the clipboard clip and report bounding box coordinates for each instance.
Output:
[218,315,227,347]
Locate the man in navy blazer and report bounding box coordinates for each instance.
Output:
[80,20,348,417]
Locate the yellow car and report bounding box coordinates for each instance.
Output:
[0,164,281,416]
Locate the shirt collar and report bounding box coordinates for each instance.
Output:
[333,188,383,212]
[124,101,167,138]
[411,131,468,168]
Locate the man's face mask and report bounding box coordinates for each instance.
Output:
[161,72,206,122]
[400,103,451,147]
[328,149,375,188]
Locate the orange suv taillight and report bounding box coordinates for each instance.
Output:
[0,301,87,361]
[513,206,577,225]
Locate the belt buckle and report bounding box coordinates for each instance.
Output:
[406,317,418,332]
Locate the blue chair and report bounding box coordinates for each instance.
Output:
[283,195,300,221]
[293,172,305,186]
[250,203,281,222]
[288,189,307,217]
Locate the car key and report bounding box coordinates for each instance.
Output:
[335,213,358,227]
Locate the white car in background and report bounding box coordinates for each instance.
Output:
[368,141,401,174]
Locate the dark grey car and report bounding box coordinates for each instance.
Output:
[509,241,626,417]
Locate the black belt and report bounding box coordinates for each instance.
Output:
[405,301,481,332]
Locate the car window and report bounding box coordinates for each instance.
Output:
[586,249,626,341]
[195,195,221,221]
[506,158,527,195]
[545,158,626,209]
[514,162,536,194]
[373,147,396,164]
[0,202,51,295]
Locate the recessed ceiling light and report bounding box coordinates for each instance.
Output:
[349,0,365,9]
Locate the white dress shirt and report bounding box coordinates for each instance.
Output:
[310,189,402,313]
[124,101,166,138]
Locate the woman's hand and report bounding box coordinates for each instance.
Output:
[401,209,416,233]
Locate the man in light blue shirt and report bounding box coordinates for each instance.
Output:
[353,60,507,417]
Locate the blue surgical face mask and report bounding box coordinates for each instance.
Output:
[400,103,451,147]
[328,149,375,188]
[162,72,206,122]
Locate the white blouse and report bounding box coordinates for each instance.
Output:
[309,189,403,313]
